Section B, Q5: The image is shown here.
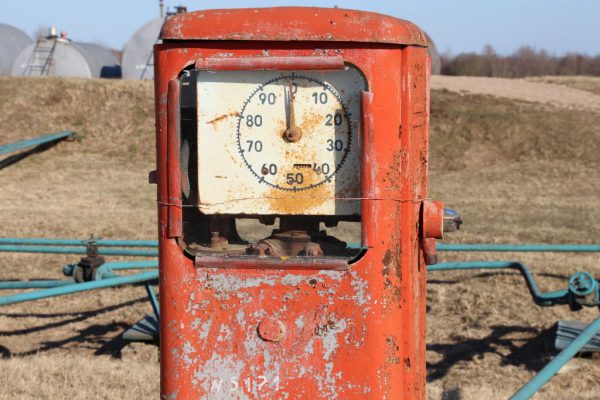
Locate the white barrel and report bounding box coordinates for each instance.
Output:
[0,23,32,76]
[11,38,121,78]
[121,17,164,80]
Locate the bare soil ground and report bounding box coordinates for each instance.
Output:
[432,75,600,112]
[526,76,600,97]
[1,76,599,399]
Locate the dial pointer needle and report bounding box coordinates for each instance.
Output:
[285,82,302,142]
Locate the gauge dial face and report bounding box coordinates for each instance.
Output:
[196,67,365,215]
[237,74,352,192]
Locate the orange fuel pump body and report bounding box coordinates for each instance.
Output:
[154,7,442,399]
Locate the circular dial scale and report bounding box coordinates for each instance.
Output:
[196,68,365,215]
[237,74,352,192]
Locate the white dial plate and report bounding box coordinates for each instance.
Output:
[196,67,365,215]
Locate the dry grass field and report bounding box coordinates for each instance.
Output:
[1,75,599,399]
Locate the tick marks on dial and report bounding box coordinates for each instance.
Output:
[236,74,354,192]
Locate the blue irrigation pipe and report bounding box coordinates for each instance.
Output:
[62,260,159,278]
[511,314,600,400]
[95,260,159,270]
[0,270,159,306]
[94,260,159,280]
[0,238,158,247]
[0,131,74,156]
[436,243,600,252]
[145,283,160,320]
[427,261,569,306]
[0,280,73,290]
[0,245,158,257]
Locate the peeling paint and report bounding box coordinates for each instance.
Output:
[350,270,371,307]
[195,351,249,400]
[303,337,315,355]
[295,315,305,330]
[216,323,233,342]
[319,317,348,361]
[198,319,212,340]
[182,341,197,366]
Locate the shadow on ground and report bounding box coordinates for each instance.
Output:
[0,297,149,358]
[0,141,63,170]
[427,325,555,382]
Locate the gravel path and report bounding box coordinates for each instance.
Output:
[432,75,600,112]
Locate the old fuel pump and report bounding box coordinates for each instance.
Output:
[154,7,444,399]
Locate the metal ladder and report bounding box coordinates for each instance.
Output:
[23,37,57,76]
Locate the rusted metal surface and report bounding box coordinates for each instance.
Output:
[248,230,320,257]
[195,55,345,71]
[194,255,348,271]
[155,7,434,399]
[360,90,375,248]
[209,232,229,250]
[420,200,444,265]
[420,238,438,266]
[246,229,351,258]
[166,79,182,238]
[161,7,428,46]
[421,200,444,240]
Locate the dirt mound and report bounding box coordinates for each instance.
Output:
[432,75,600,111]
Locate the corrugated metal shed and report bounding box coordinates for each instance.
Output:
[11,37,121,78]
[122,17,163,80]
[0,23,32,76]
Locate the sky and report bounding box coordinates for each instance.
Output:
[2,1,599,56]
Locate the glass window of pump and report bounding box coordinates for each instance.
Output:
[178,66,366,260]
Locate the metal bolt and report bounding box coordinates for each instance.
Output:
[258,317,286,342]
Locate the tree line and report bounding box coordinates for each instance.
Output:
[441,45,600,77]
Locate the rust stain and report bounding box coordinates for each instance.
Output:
[299,111,325,134]
[386,336,401,364]
[314,319,337,336]
[266,180,330,214]
[206,111,239,125]
[382,250,392,270]
[382,250,392,276]
[383,150,404,191]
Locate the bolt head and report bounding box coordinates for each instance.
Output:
[258,317,286,342]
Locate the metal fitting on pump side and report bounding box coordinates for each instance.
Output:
[420,203,462,265]
[420,200,444,265]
